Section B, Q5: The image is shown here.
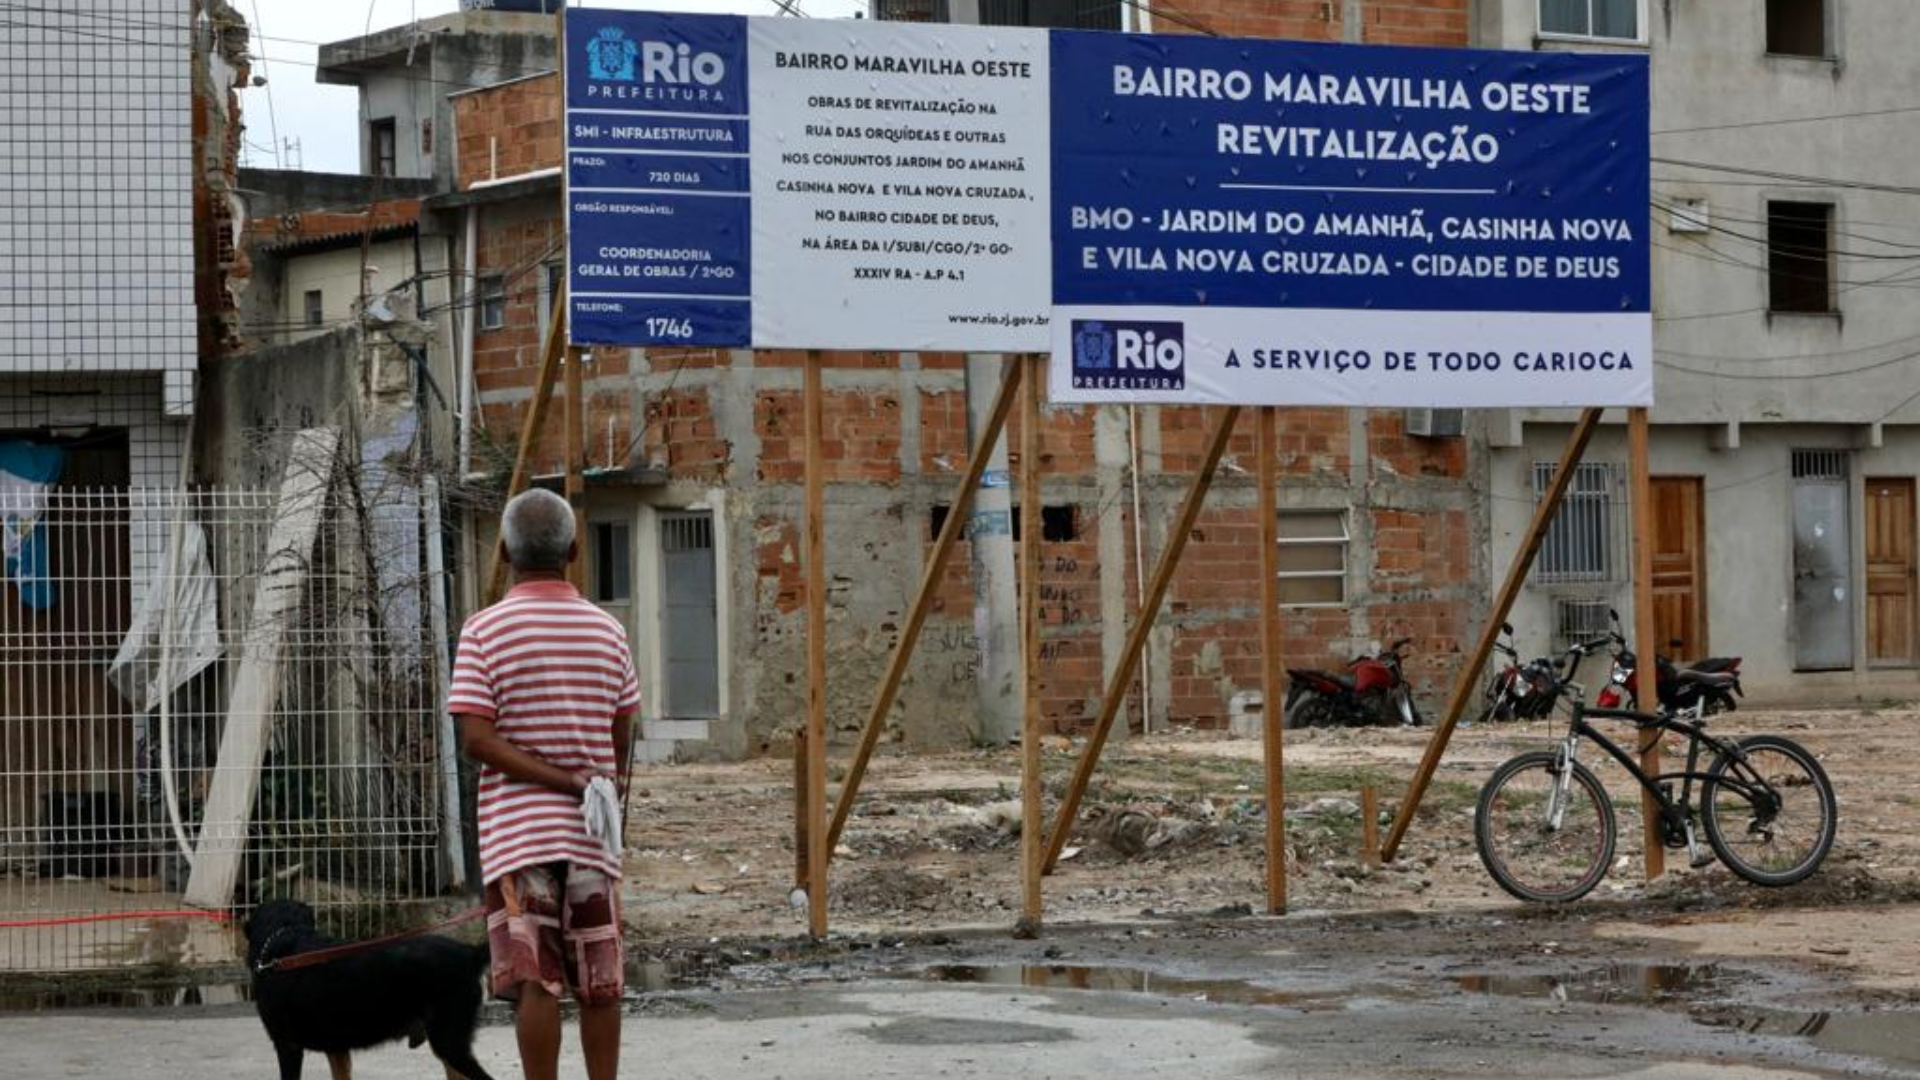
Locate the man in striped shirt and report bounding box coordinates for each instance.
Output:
[452,489,639,1080]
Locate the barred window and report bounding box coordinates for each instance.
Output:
[1533,462,1619,584]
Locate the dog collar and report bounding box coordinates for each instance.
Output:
[252,925,297,974]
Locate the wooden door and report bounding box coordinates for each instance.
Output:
[1866,478,1916,666]
[1650,477,1707,661]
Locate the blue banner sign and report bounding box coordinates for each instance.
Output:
[1048,32,1650,407]
[565,10,752,346]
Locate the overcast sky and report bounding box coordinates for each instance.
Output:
[238,0,865,174]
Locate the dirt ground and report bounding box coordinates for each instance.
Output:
[622,704,1920,986]
[5,705,1919,1078]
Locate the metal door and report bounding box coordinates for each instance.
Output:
[1792,451,1854,671]
[659,512,720,717]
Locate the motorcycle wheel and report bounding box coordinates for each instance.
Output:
[1285,691,1339,730]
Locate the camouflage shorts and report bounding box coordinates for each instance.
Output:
[484,862,624,1005]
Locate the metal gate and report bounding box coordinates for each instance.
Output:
[659,511,719,718]
[1792,450,1854,672]
[0,486,455,971]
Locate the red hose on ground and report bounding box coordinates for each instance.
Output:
[0,910,231,929]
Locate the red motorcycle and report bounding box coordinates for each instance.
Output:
[1284,638,1424,729]
[1594,608,1743,715]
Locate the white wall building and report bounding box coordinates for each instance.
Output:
[0,0,200,489]
[1478,0,1920,700]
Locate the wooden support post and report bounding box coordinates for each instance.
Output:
[1017,353,1045,934]
[1256,406,1287,913]
[1041,404,1243,875]
[1360,784,1380,868]
[1382,407,1605,862]
[563,345,587,591]
[1629,406,1665,881]
[484,292,569,604]
[803,351,829,939]
[825,357,1023,859]
[793,728,810,889]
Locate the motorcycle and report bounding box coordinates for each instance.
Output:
[1283,637,1424,729]
[1593,608,1743,715]
[1474,623,1566,724]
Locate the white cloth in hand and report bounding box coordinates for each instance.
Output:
[581,776,623,864]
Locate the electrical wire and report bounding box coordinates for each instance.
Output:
[1648,197,1920,260]
[1653,157,1920,198]
[1649,195,1920,249]
[1654,102,1920,136]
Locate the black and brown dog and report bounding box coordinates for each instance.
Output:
[246,899,496,1080]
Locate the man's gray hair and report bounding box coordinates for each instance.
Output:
[501,489,576,571]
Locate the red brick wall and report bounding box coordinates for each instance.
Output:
[453,74,561,190]
[1158,0,1468,46]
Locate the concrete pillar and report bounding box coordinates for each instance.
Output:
[965,353,1021,745]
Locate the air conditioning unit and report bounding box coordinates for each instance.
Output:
[1555,598,1612,650]
[1668,198,1710,234]
[1405,408,1465,438]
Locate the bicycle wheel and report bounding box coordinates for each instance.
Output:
[1701,734,1836,886]
[1475,751,1616,903]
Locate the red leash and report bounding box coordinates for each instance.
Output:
[0,909,230,929]
[259,905,488,973]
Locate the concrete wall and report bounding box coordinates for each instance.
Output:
[320,13,557,190]
[1492,420,1920,704]
[1478,0,1920,703]
[196,328,365,489]
[1475,0,1920,428]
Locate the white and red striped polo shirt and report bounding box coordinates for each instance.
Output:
[449,579,641,884]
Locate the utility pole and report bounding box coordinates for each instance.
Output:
[964,352,1022,745]
[941,0,1019,746]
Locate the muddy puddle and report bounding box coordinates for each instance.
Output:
[1457,961,1920,1072]
[1453,962,1729,1005]
[925,961,1920,1074]
[921,964,1335,1009]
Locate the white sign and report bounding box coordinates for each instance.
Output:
[747,19,1051,351]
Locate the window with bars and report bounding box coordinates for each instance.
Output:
[1791,449,1849,481]
[1540,0,1640,40]
[1555,598,1613,650]
[303,289,324,328]
[1533,462,1620,584]
[1276,510,1349,606]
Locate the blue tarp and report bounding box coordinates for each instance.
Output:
[0,440,67,610]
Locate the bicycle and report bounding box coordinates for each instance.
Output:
[1475,658,1837,904]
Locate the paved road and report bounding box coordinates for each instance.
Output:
[0,979,1863,1079]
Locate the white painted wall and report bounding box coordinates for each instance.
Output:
[1478,1,1920,699]
[279,241,420,345]
[1491,420,1920,703]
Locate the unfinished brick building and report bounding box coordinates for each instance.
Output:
[427,0,1485,762]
